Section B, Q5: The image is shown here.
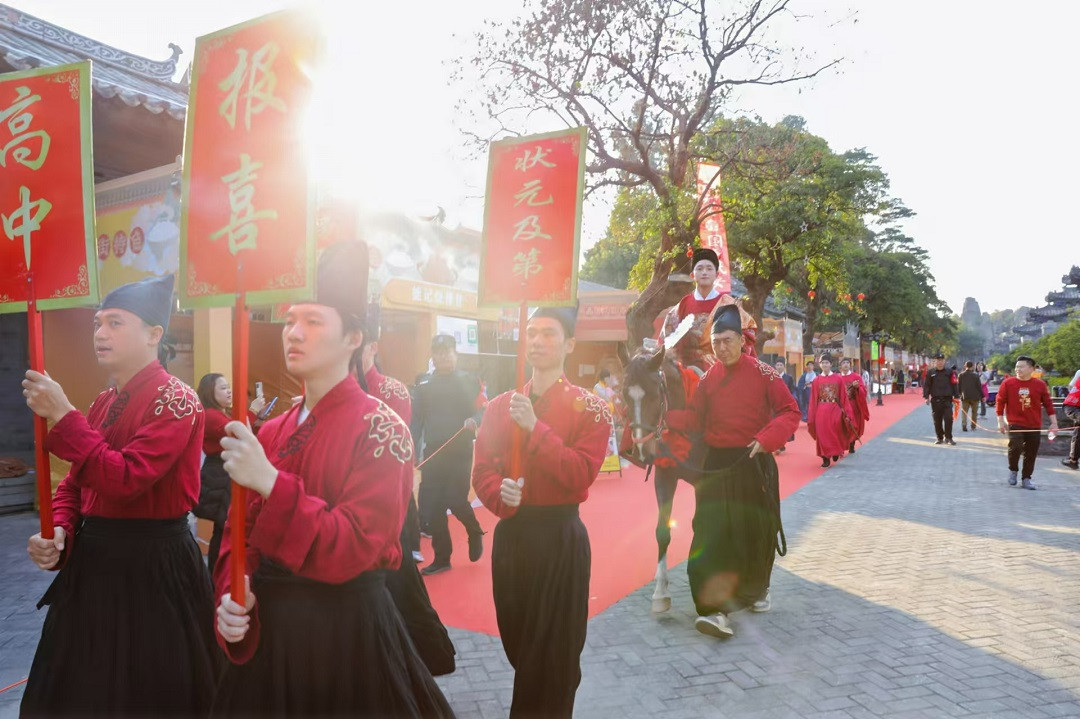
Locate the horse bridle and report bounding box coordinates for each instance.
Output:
[627,367,671,447]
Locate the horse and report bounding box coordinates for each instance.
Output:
[618,344,706,613]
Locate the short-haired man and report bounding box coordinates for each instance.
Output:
[923,352,959,445]
[958,361,983,432]
[996,355,1058,490]
[796,359,817,422]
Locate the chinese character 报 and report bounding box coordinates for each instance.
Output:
[512,215,551,242]
[0,86,50,170]
[513,179,553,208]
[2,185,52,269]
[209,154,278,255]
[512,247,542,282]
[514,146,555,172]
[218,43,288,131]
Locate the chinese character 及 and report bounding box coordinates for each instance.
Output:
[0,86,50,170]
[209,154,278,255]
[218,43,287,131]
[513,179,553,208]
[512,247,542,282]
[514,146,555,172]
[2,185,52,269]
[512,215,551,242]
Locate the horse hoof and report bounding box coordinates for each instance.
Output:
[651,597,672,613]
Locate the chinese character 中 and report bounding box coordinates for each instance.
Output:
[218,43,287,131]
[512,247,542,282]
[514,146,555,172]
[512,215,551,242]
[2,185,52,269]
[209,154,278,255]
[513,179,553,208]
[0,86,50,170]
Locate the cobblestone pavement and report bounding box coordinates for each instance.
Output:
[2,405,1079,717]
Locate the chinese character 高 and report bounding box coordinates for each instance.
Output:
[0,86,50,171]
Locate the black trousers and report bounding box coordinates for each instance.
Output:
[930,397,954,440]
[1008,425,1042,479]
[420,451,481,564]
[492,505,589,718]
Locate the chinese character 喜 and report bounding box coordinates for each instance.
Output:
[210,154,278,255]
[218,43,287,131]
[1,86,50,171]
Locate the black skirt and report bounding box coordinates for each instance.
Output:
[492,505,590,719]
[211,561,455,718]
[193,455,231,523]
[20,516,220,718]
[687,448,784,615]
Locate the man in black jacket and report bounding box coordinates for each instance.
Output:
[411,334,485,575]
[958,361,983,432]
[923,352,959,445]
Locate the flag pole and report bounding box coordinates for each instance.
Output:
[230,264,249,605]
[26,273,53,539]
[508,301,528,480]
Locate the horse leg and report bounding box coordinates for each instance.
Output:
[652,469,678,613]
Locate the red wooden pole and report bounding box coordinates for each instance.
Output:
[230,287,249,605]
[26,273,53,539]
[508,302,528,481]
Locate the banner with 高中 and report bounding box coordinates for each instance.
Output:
[695,161,731,295]
[479,127,587,307]
[0,61,97,312]
[179,11,320,308]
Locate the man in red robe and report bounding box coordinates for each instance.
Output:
[666,304,800,639]
[212,242,452,716]
[839,358,870,453]
[808,353,854,467]
[20,274,218,717]
[472,304,611,718]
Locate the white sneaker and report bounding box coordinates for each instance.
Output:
[411,550,425,563]
[751,589,771,613]
[694,612,734,638]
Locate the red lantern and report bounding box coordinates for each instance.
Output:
[857,293,865,301]
[823,307,831,314]
[686,245,694,259]
[807,290,816,299]
[844,293,851,301]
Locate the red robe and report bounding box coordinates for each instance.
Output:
[472,376,611,518]
[665,354,800,453]
[364,365,412,424]
[808,372,854,458]
[840,372,870,440]
[47,361,204,557]
[213,377,413,664]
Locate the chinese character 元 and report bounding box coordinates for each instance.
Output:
[209,154,278,255]
[2,185,52,269]
[512,247,542,282]
[513,179,553,208]
[512,215,551,242]
[218,43,287,131]
[514,146,555,172]
[0,86,50,170]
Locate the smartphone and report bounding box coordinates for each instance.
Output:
[257,396,278,420]
[255,381,264,398]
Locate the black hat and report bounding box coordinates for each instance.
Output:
[934,352,945,359]
[819,352,834,364]
[431,334,456,352]
[529,303,578,338]
[710,303,741,335]
[315,241,368,330]
[692,247,719,270]
[101,274,174,333]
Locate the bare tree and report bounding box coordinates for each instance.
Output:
[455,0,842,345]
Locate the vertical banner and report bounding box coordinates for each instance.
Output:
[0,61,98,312]
[478,127,587,307]
[695,162,731,295]
[179,11,319,308]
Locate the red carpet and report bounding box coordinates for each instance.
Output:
[422,391,926,635]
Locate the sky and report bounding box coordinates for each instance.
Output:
[10,0,1074,316]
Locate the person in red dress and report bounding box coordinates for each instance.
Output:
[664,247,724,374]
[665,304,800,639]
[211,242,453,716]
[20,274,218,717]
[808,353,854,467]
[838,358,870,454]
[472,304,611,718]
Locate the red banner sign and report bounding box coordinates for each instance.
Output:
[179,11,319,308]
[0,62,97,312]
[696,162,731,294]
[479,127,587,307]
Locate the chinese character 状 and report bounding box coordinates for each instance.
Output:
[218,43,287,131]
[0,86,50,171]
[210,154,278,255]
[514,146,555,172]
[2,185,52,269]
[512,215,551,242]
[512,247,543,282]
[513,179,553,208]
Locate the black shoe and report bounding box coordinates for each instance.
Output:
[947,438,956,446]
[821,457,831,468]
[848,442,856,454]
[421,561,451,576]
[962,427,968,432]
[832,455,840,462]
[935,439,944,445]
[468,532,484,562]
[1061,459,1080,469]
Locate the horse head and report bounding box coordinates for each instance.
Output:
[621,344,688,464]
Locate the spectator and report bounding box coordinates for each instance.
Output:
[796,359,817,422]
[958,362,982,432]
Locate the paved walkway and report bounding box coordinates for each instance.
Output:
[2,403,1079,717]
